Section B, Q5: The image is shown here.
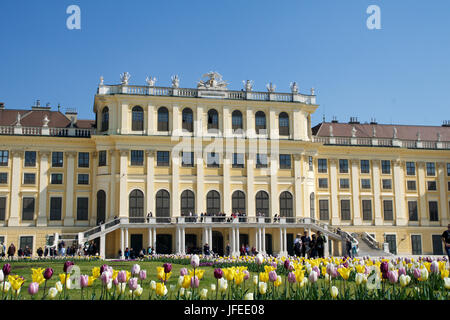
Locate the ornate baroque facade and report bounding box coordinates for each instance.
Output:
[0,72,449,258]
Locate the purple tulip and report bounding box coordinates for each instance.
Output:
[190,276,199,288]
[63,261,74,273]
[163,263,172,274]
[131,264,140,276]
[380,261,389,278]
[398,267,406,277]
[271,262,277,268]
[2,263,11,276]
[113,277,119,286]
[388,270,398,284]
[80,275,89,288]
[312,266,320,275]
[268,271,277,282]
[117,270,127,283]
[100,264,109,275]
[128,277,138,291]
[331,268,339,279]
[101,271,111,284]
[309,271,318,283]
[214,268,223,279]
[28,282,39,296]
[288,272,296,284]
[343,262,349,268]
[243,270,250,281]
[139,270,147,280]
[43,268,53,280]
[413,268,421,279]
[326,264,335,276]
[180,268,188,276]
[430,261,439,274]
[284,259,291,270]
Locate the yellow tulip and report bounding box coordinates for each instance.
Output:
[441,269,450,280]
[112,270,119,281]
[181,275,191,289]
[8,275,25,292]
[294,270,305,283]
[234,272,245,286]
[88,276,95,287]
[156,283,167,296]
[59,274,70,285]
[264,265,276,273]
[274,275,282,287]
[259,272,269,283]
[355,264,365,274]
[31,268,46,285]
[258,282,267,295]
[92,267,100,279]
[190,269,205,280]
[338,267,351,281]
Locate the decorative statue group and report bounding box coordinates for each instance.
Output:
[103,72,315,94]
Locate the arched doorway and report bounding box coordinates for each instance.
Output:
[212,231,224,256]
[96,190,106,225]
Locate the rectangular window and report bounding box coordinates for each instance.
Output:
[51,173,63,185]
[426,162,435,176]
[429,201,439,221]
[362,200,372,221]
[232,153,245,168]
[207,152,220,168]
[23,173,36,184]
[318,178,328,188]
[24,151,36,167]
[77,174,89,185]
[408,201,418,221]
[0,197,6,220]
[78,152,89,168]
[407,180,416,191]
[157,151,170,167]
[382,179,392,190]
[0,172,7,184]
[49,197,62,221]
[319,199,329,220]
[383,200,393,221]
[411,235,422,255]
[340,199,351,220]
[339,178,349,189]
[19,236,33,253]
[256,154,268,168]
[130,150,144,166]
[308,156,313,171]
[360,160,370,174]
[448,181,450,191]
[447,163,450,176]
[427,181,437,191]
[77,198,89,220]
[22,197,35,221]
[279,154,291,169]
[381,160,391,174]
[406,162,415,176]
[339,159,348,173]
[318,159,327,173]
[0,151,8,166]
[361,179,371,189]
[181,152,194,167]
[52,152,63,167]
[98,151,107,167]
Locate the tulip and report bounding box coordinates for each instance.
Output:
[419,268,429,281]
[131,264,141,276]
[214,268,223,279]
[210,284,216,292]
[80,275,89,288]
[218,278,228,292]
[100,264,109,275]
[179,287,185,296]
[190,255,200,268]
[308,270,318,283]
[28,282,39,296]
[156,282,167,296]
[243,270,250,281]
[444,278,450,290]
[55,281,63,293]
[163,263,172,274]
[253,275,259,285]
[331,286,339,299]
[185,290,192,299]
[2,264,11,276]
[63,261,74,273]
[413,268,421,279]
[284,259,291,270]
[128,277,138,291]
[44,268,53,280]
[388,270,398,284]
[200,288,208,300]
[139,270,147,281]
[255,254,264,265]
[48,287,58,299]
[268,271,277,282]
[244,292,254,300]
[258,282,267,295]
[113,277,119,286]
[180,268,188,276]
[0,270,3,283]
[190,276,199,288]
[398,267,406,277]
[399,274,409,288]
[355,273,364,285]
[430,261,439,274]
[134,285,143,297]
[101,271,111,284]
[117,270,127,283]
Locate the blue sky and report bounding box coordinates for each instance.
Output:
[0,0,449,126]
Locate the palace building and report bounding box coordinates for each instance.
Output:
[0,71,449,258]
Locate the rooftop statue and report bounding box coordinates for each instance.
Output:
[351,126,357,138]
[197,71,228,90]
[266,82,276,93]
[290,81,299,94]
[393,127,398,139]
[146,76,157,87]
[243,80,253,92]
[171,75,180,88]
[120,72,130,85]
[99,76,104,85]
[16,112,21,126]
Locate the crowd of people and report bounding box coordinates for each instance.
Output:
[121,246,155,260]
[293,231,328,259]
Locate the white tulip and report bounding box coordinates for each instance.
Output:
[200,288,208,300]
[48,287,58,299]
[210,284,216,292]
[55,281,63,293]
[253,275,259,285]
[258,282,267,295]
[218,278,228,292]
[134,285,143,297]
[150,280,156,290]
[1,281,10,293]
[331,286,339,298]
[244,293,254,300]
[444,278,450,290]
[179,287,185,296]
[355,273,364,285]
[0,270,4,282]
[178,276,184,287]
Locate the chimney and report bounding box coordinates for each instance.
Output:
[442,120,450,127]
[65,108,78,125]
[31,99,51,110]
[331,116,338,123]
[0,102,4,109]
[370,118,378,125]
[349,117,360,124]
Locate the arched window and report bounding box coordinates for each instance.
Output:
[182,108,193,132]
[255,111,266,134]
[132,106,144,131]
[158,107,169,132]
[232,110,243,132]
[310,192,315,219]
[279,112,289,136]
[129,189,144,222]
[206,190,220,215]
[255,191,269,217]
[101,107,109,132]
[232,190,246,214]
[156,190,170,221]
[180,190,195,216]
[96,190,106,225]
[279,191,293,218]
[207,109,219,131]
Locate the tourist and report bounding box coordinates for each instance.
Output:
[346,237,352,258]
[37,247,43,258]
[203,243,210,256]
[301,231,311,258]
[294,233,302,257]
[147,212,151,223]
[0,241,5,258]
[226,243,231,256]
[240,244,245,256]
[124,247,130,259]
[310,234,318,258]
[442,223,450,261]
[7,243,15,259]
[316,231,326,258]
[245,244,250,256]
[147,246,152,255]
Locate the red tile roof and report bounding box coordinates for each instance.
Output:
[312,122,450,142]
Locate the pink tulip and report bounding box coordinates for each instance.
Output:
[309,271,318,283]
[117,270,127,283]
[243,270,250,281]
[128,277,138,291]
[139,270,147,280]
[80,275,89,288]
[398,267,406,277]
[388,270,398,284]
[113,277,119,286]
[430,261,439,274]
[268,271,277,282]
[180,268,188,276]
[101,271,111,284]
[413,268,421,279]
[28,282,39,295]
[288,272,296,284]
[190,276,199,288]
